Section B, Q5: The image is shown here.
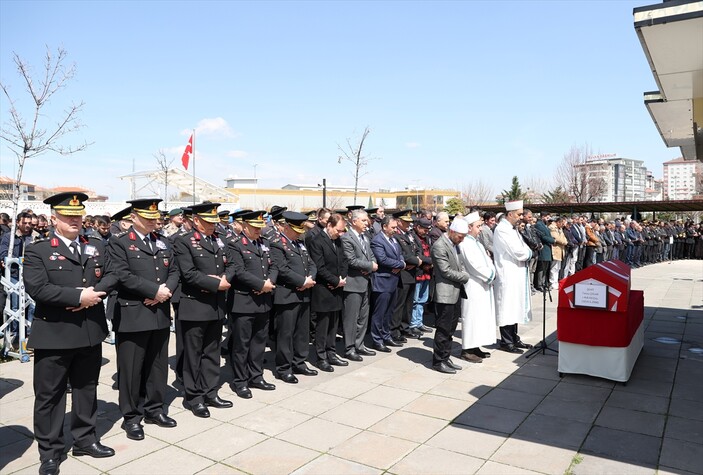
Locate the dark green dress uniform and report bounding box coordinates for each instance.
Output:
[269,212,317,379]
[172,226,235,407]
[107,222,180,426]
[227,213,279,391]
[24,195,118,465]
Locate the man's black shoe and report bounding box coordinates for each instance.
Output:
[121,421,145,440]
[433,362,456,374]
[190,402,211,418]
[385,339,403,348]
[204,396,233,408]
[515,341,533,350]
[372,343,391,353]
[144,413,177,427]
[344,351,363,362]
[419,325,432,333]
[293,365,318,376]
[316,360,334,372]
[476,349,491,358]
[357,346,376,356]
[233,386,252,399]
[39,459,60,475]
[329,355,349,367]
[499,344,523,354]
[406,328,423,339]
[276,372,299,384]
[446,358,463,370]
[393,335,408,343]
[72,442,115,458]
[249,380,276,391]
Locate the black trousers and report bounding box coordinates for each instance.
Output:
[315,311,339,361]
[230,312,269,389]
[274,302,310,375]
[432,301,460,366]
[391,283,415,339]
[499,323,520,346]
[172,303,184,380]
[575,246,586,272]
[33,344,102,461]
[180,319,222,405]
[117,328,170,423]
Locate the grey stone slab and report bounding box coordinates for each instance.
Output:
[671,381,703,402]
[664,415,703,444]
[594,406,666,437]
[604,390,670,415]
[549,382,612,403]
[495,374,558,397]
[558,373,617,388]
[513,362,561,381]
[635,355,678,371]
[676,359,703,380]
[533,395,603,424]
[581,426,661,466]
[512,413,590,450]
[628,362,676,383]
[452,402,528,434]
[669,397,703,421]
[659,437,703,474]
[478,388,545,413]
[646,321,686,335]
[613,377,673,398]
[572,454,655,475]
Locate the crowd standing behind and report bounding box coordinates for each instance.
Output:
[1,193,702,475]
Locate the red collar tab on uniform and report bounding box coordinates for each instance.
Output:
[79,235,89,244]
[50,238,59,247]
[193,231,201,240]
[241,236,248,245]
[129,232,137,241]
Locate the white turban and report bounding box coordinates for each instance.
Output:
[449,218,469,234]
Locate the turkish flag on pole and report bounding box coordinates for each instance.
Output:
[181,134,193,170]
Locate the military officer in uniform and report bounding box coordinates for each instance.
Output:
[24,192,118,475]
[107,199,180,440]
[269,211,318,382]
[171,206,192,385]
[172,202,235,418]
[227,211,279,398]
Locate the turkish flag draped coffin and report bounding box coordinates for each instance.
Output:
[557,260,644,347]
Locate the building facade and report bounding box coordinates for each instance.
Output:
[663,157,702,200]
[575,157,648,202]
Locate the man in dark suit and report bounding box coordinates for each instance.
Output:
[172,203,235,418]
[269,211,318,382]
[24,192,119,475]
[533,212,554,291]
[391,210,422,341]
[227,211,278,398]
[106,199,180,441]
[369,216,406,353]
[307,212,349,372]
[340,209,377,361]
[169,207,192,385]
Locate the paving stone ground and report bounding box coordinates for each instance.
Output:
[1,260,701,475]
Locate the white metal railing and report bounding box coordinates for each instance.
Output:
[1,258,33,362]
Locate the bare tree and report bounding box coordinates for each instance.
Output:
[462,179,494,208]
[337,126,377,205]
[0,46,89,258]
[554,143,607,203]
[154,149,174,210]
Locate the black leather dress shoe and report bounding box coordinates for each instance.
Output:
[477,349,491,358]
[39,458,60,475]
[344,351,363,362]
[372,343,391,353]
[357,346,376,356]
[121,421,145,440]
[249,379,276,391]
[190,402,211,418]
[515,340,533,350]
[329,355,349,366]
[419,325,432,333]
[499,344,523,354]
[204,396,233,408]
[384,339,403,348]
[446,358,463,370]
[405,328,422,339]
[316,360,334,372]
[144,413,177,427]
[393,335,408,343]
[433,362,456,374]
[276,372,299,384]
[234,386,252,399]
[293,365,318,376]
[72,441,115,458]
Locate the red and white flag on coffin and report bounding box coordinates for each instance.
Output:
[181,134,193,170]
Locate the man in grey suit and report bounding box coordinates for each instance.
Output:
[341,209,378,361]
[431,218,470,374]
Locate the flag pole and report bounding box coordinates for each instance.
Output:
[192,129,196,204]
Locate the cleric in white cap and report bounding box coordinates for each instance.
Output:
[457,212,497,363]
[430,215,470,374]
[493,200,534,353]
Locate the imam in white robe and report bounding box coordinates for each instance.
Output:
[493,219,533,326]
[458,235,497,349]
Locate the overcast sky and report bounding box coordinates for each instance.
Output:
[0,0,678,202]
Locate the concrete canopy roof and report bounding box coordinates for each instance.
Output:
[634,0,703,162]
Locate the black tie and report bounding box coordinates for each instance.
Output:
[70,241,80,255]
[144,236,153,252]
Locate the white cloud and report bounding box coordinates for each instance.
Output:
[226,150,248,159]
[405,142,421,149]
[181,117,238,138]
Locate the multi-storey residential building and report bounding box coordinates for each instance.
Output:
[574,156,648,202]
[663,157,702,200]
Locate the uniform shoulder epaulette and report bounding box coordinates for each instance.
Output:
[269,235,281,244]
[115,230,129,238]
